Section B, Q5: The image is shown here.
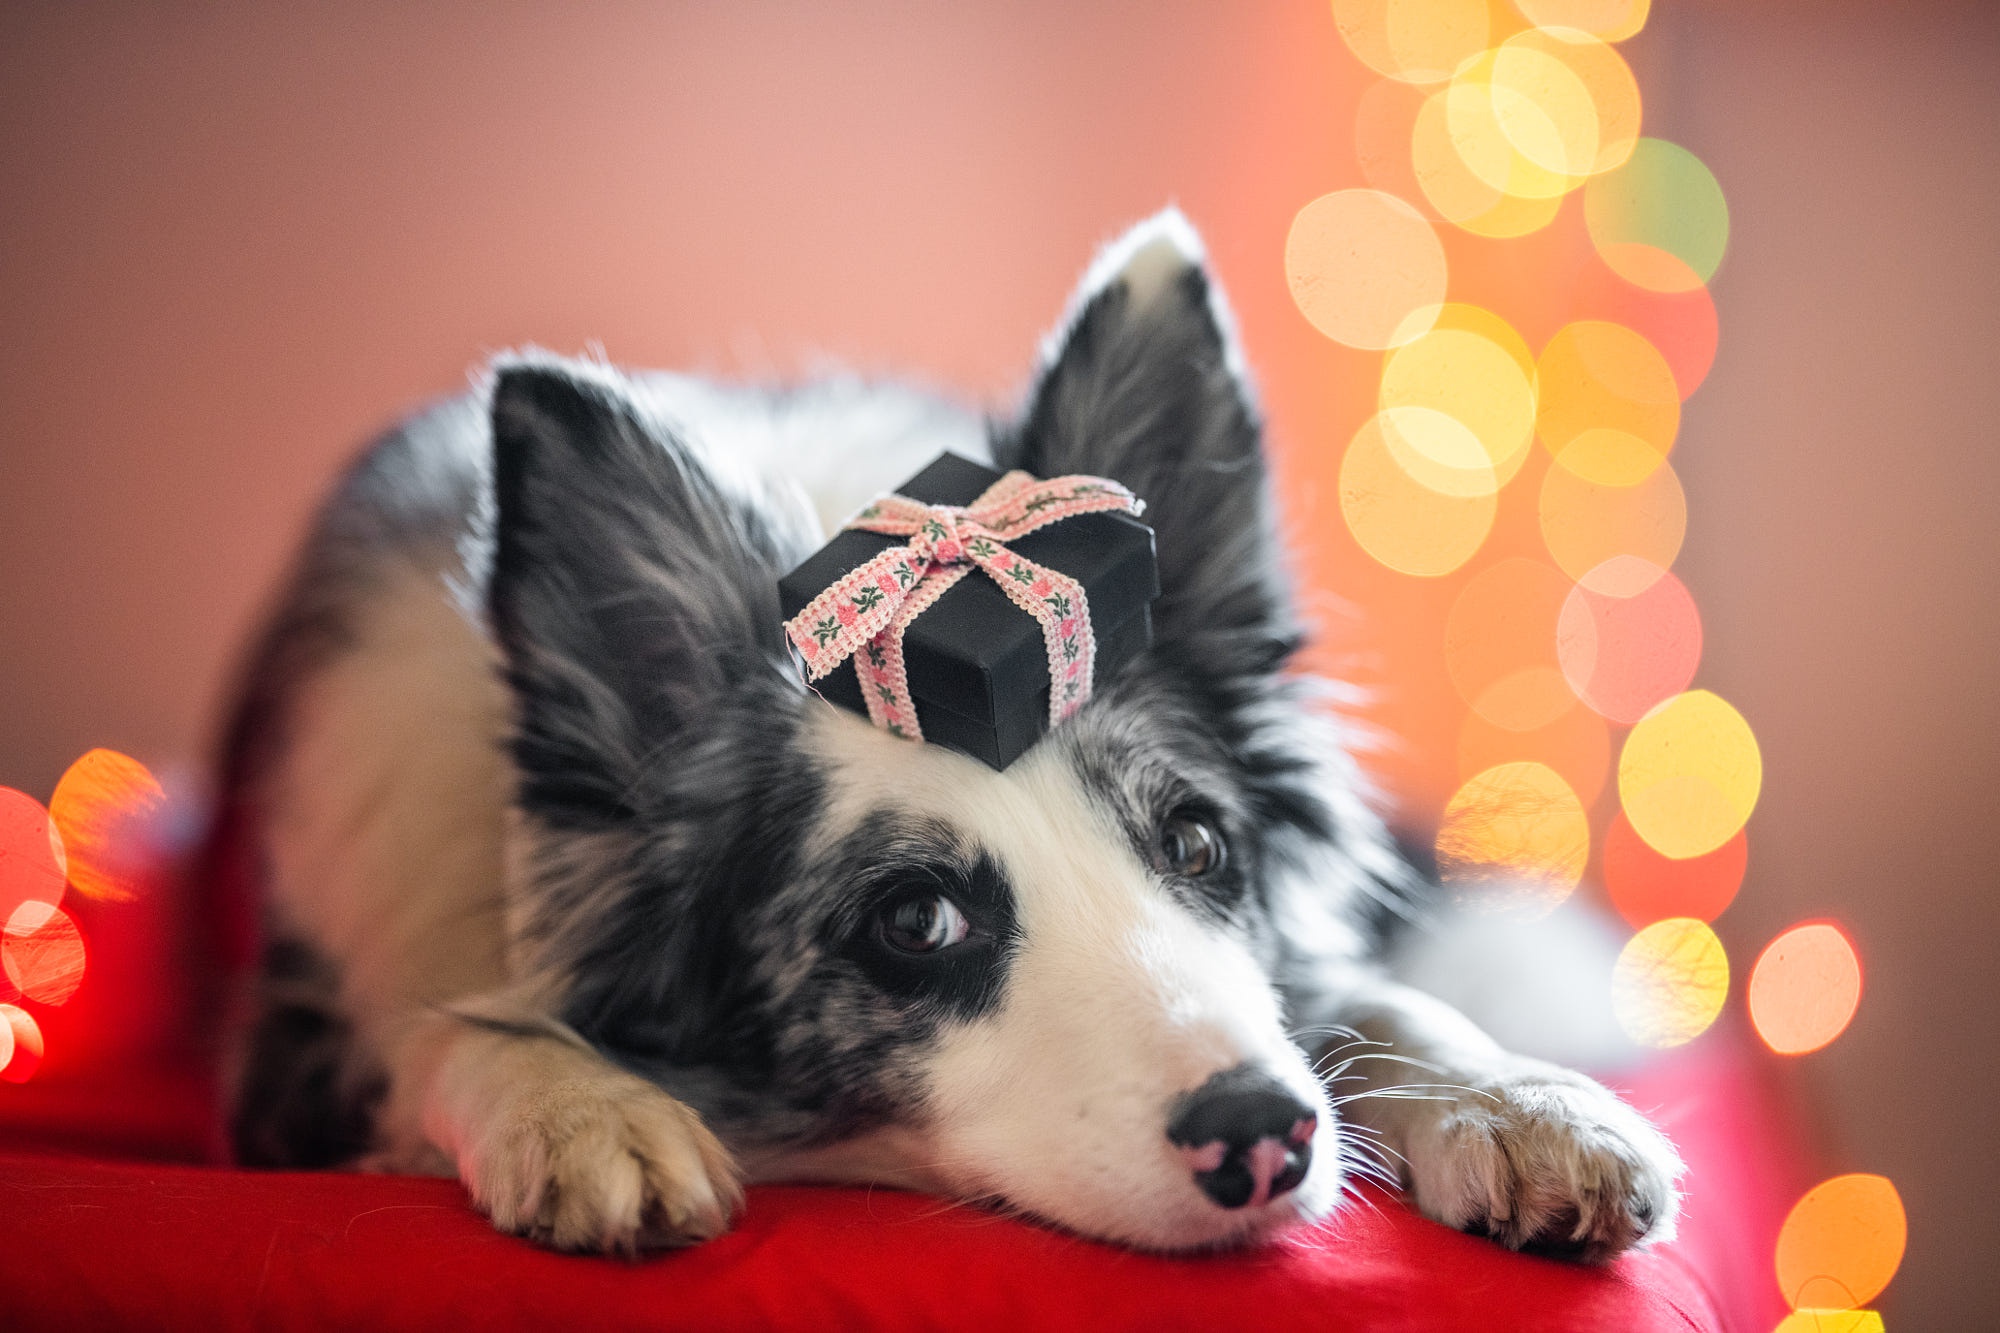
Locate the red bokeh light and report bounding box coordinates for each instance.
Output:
[0,1003,45,1083]
[3,901,88,1007]
[0,786,68,926]
[1604,809,1747,927]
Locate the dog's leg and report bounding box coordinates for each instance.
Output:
[1312,972,1683,1262]
[383,1002,743,1255]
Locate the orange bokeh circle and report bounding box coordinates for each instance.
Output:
[1775,1173,1906,1311]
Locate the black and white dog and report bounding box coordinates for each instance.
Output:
[215,212,1681,1259]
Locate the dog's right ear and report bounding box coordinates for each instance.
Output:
[485,358,806,831]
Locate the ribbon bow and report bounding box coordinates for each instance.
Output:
[784,469,1142,743]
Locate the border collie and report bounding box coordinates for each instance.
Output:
[214,211,1682,1259]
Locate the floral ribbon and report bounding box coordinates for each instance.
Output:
[784,469,1142,742]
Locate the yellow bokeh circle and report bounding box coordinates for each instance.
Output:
[1513,0,1651,44]
[1612,916,1729,1047]
[1339,413,1496,576]
[1331,0,1490,88]
[1379,311,1538,489]
[1285,189,1447,350]
[1773,1314,1883,1333]
[1488,39,1600,181]
[1376,407,1501,498]
[1435,761,1589,912]
[1619,689,1763,859]
[1499,27,1642,176]
[1537,320,1681,466]
[1412,86,1566,238]
[1444,52,1584,203]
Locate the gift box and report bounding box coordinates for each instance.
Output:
[778,452,1159,769]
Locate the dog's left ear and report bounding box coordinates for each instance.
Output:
[997,210,1296,674]
[485,357,810,830]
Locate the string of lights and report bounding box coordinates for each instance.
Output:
[1288,2,1903,1325]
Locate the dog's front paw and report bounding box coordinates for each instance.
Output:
[1403,1062,1682,1263]
[461,1069,743,1255]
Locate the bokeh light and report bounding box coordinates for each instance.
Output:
[1572,253,1719,399]
[1379,305,1538,489]
[1435,761,1589,912]
[1459,702,1610,811]
[1374,407,1500,498]
[1,786,68,926]
[49,747,166,903]
[1750,923,1862,1056]
[1612,916,1729,1048]
[1773,1313,1884,1333]
[1316,5,1897,1314]
[1775,1174,1907,1312]
[1331,0,1490,87]
[0,1002,44,1083]
[1537,320,1681,480]
[3,900,87,1007]
[1478,44,1599,186]
[1286,189,1446,349]
[1539,447,1687,589]
[1411,83,1566,239]
[1445,557,1577,731]
[1437,50,1583,204]
[1494,26,1641,177]
[1512,0,1650,43]
[1619,689,1762,859]
[1585,137,1730,291]
[1604,810,1745,927]
[1556,561,1702,722]
[1340,411,1497,575]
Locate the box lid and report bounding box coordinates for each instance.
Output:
[778,453,1159,727]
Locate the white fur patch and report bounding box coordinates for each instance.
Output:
[797,705,1342,1249]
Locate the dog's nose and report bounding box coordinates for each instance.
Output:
[1167,1066,1318,1210]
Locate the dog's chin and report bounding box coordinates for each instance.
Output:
[950,1141,1347,1255]
[1029,1169,1343,1255]
[744,1125,1345,1254]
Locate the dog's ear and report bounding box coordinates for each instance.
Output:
[486,358,805,829]
[997,210,1296,676]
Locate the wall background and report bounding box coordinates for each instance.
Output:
[2,2,1993,1321]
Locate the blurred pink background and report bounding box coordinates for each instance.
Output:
[2,2,1994,1322]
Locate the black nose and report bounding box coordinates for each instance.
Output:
[1166,1066,1318,1210]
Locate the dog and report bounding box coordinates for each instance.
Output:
[212,210,1683,1259]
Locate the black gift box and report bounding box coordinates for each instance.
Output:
[778,452,1160,770]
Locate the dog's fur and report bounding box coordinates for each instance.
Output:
[214,212,1683,1258]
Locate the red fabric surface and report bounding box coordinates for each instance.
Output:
[0,1036,1804,1333]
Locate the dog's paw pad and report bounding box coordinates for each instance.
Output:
[466,1074,743,1255]
[1408,1066,1683,1263]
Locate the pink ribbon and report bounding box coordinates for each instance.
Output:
[784,469,1142,743]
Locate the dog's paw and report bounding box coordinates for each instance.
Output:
[1403,1062,1683,1263]
[461,1070,743,1255]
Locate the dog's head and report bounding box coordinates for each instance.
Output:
[482,212,1406,1250]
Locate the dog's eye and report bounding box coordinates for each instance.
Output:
[1158,814,1225,878]
[878,894,971,954]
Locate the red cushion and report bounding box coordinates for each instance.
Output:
[0,1036,1804,1332]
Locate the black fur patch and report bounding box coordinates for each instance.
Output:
[828,816,1021,1022]
[487,362,807,833]
[231,936,385,1168]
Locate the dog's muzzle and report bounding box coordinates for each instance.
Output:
[1167,1066,1318,1210]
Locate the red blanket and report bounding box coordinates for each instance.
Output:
[0,1036,1804,1332]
